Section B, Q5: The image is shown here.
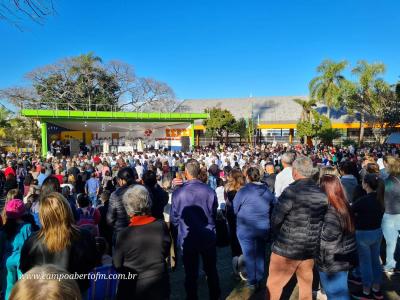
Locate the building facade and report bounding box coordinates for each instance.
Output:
[177,96,371,145]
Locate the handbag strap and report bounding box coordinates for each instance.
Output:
[392,176,400,184]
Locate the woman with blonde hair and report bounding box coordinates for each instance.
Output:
[19,192,97,293]
[382,155,400,274]
[9,265,82,300]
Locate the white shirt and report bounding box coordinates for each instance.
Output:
[377,158,385,170]
[274,166,294,198]
[215,186,226,211]
[135,165,144,180]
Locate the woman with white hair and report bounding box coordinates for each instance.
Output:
[113,185,171,300]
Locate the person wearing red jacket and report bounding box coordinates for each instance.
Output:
[4,162,16,178]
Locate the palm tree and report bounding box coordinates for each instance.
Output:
[293,98,317,122]
[344,61,387,144]
[294,98,317,144]
[309,59,347,119]
[70,52,103,111]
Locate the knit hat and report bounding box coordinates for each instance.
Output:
[5,199,26,219]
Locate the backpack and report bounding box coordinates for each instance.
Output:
[77,207,99,237]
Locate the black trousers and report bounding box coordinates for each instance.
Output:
[117,273,170,300]
[226,209,243,257]
[182,245,221,300]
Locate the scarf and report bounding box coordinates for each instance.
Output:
[129,215,156,226]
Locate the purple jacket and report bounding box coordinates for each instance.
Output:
[170,179,218,250]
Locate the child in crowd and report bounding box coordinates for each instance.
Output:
[76,194,101,237]
[85,237,118,300]
[97,191,113,251]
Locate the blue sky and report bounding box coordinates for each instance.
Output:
[0,0,399,101]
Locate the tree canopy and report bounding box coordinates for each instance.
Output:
[341,60,388,144]
[308,59,400,145]
[0,52,178,112]
[0,105,12,139]
[0,105,40,149]
[309,60,347,118]
[203,108,236,142]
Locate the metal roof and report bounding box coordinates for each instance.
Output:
[176,96,360,124]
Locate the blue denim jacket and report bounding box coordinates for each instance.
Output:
[170,179,218,250]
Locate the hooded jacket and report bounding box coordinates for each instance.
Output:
[233,182,275,238]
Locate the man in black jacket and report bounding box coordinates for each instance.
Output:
[261,162,276,194]
[266,156,328,300]
[143,170,169,220]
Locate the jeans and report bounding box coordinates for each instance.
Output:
[319,271,350,300]
[182,245,220,300]
[382,213,400,270]
[355,229,383,287]
[88,193,98,207]
[238,234,267,285]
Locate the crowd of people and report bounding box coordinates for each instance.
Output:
[0,142,399,300]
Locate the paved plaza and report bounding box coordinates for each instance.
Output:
[171,247,400,300]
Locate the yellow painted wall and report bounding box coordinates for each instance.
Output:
[85,132,93,144]
[258,123,368,129]
[332,123,361,129]
[61,131,83,141]
[194,125,206,131]
[60,131,93,144]
[199,123,364,130]
[258,123,297,129]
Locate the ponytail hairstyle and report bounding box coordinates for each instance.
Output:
[363,173,379,191]
[363,173,385,208]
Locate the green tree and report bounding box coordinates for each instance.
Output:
[5,117,40,151]
[318,128,342,145]
[0,53,178,112]
[294,98,317,143]
[296,110,334,145]
[231,118,248,143]
[0,105,12,140]
[309,59,347,118]
[203,108,236,143]
[382,81,400,136]
[34,52,120,110]
[342,60,388,145]
[294,98,317,122]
